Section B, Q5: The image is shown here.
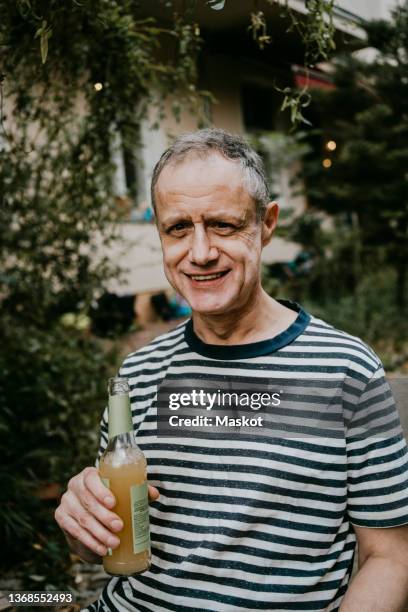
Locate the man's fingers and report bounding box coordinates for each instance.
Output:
[82,467,116,508]
[73,486,123,532]
[83,468,159,504]
[148,485,160,501]
[60,491,121,550]
[57,512,108,557]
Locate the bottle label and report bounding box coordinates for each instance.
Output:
[100,477,112,556]
[130,482,150,554]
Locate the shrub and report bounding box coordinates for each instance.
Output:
[0,318,117,585]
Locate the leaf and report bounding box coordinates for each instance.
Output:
[34,19,52,64]
[40,33,49,64]
[28,575,46,582]
[207,0,225,10]
[34,21,44,38]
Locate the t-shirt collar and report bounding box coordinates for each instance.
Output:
[184,299,311,360]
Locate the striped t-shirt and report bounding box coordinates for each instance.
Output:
[85,301,408,612]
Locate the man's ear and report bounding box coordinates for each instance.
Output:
[261,201,279,246]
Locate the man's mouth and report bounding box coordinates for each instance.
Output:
[185,270,230,282]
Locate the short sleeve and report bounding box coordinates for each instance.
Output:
[346,365,408,527]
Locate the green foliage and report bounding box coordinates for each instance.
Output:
[0,0,206,582]
[0,2,208,326]
[248,10,272,49]
[2,1,206,137]
[34,19,52,64]
[207,0,226,10]
[300,2,408,309]
[279,87,313,128]
[264,213,408,362]
[272,0,336,126]
[209,0,335,125]
[0,318,117,583]
[247,130,311,206]
[294,0,336,65]
[264,0,336,63]
[265,2,408,358]
[302,269,405,351]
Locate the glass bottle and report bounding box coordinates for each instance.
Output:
[99,377,151,575]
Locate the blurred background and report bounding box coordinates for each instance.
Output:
[1,0,408,609]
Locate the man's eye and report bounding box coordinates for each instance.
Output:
[213,221,234,230]
[169,222,188,233]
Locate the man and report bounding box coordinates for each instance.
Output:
[55,128,408,611]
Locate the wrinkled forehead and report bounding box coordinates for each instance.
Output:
[155,150,250,199]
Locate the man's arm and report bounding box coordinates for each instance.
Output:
[340,524,408,611]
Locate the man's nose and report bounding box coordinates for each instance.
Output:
[189,225,218,266]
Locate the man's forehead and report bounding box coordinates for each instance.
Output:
[156,150,244,188]
[153,150,258,222]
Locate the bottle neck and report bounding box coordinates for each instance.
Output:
[108,394,133,439]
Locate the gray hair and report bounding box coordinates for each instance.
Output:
[151,128,270,221]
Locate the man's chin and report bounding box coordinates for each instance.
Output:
[187,299,233,316]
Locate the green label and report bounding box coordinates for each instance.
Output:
[100,477,112,556]
[130,481,150,554]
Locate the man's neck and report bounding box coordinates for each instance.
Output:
[191,290,298,346]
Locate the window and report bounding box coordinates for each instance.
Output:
[242,84,279,131]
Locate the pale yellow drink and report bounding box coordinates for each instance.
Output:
[99,377,151,576]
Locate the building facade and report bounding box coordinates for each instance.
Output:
[107,0,398,298]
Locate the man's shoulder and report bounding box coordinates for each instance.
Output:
[305,312,381,373]
[120,319,188,374]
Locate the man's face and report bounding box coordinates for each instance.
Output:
[155,152,276,316]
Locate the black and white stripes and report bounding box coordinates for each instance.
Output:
[85,303,408,612]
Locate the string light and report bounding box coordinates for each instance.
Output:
[326,140,337,151]
[323,158,332,169]
[94,82,103,91]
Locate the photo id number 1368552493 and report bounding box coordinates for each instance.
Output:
[4,591,74,607]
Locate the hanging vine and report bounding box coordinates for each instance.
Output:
[237,0,336,126]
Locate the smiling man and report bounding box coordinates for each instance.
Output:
[153,140,298,342]
[56,129,408,612]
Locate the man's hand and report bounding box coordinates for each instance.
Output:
[54,466,159,563]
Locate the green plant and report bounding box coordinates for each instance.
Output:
[247,130,311,204]
[286,0,336,66]
[263,3,408,366]
[263,212,408,364]
[0,318,118,584]
[301,3,408,308]
[0,0,206,583]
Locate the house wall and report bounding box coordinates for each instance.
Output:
[336,0,397,21]
[204,55,244,132]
